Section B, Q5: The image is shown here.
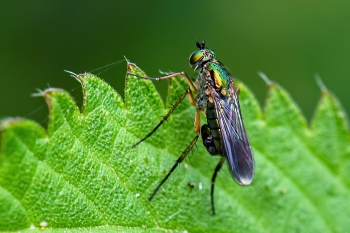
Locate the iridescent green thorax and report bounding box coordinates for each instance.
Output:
[206,62,230,91]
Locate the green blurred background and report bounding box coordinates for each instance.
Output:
[1,1,349,126]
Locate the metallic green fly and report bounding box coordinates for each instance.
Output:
[129,41,254,214]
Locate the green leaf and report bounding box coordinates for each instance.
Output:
[0,61,349,232]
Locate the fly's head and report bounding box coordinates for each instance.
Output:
[189,41,215,70]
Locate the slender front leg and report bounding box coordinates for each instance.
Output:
[127,71,198,94]
[148,109,201,201]
[211,157,226,215]
[131,88,194,148]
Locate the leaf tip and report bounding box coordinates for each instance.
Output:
[31,88,62,97]
[314,73,329,95]
[123,55,129,63]
[0,117,25,131]
[126,60,145,75]
[31,88,64,110]
[257,71,274,87]
[64,70,88,83]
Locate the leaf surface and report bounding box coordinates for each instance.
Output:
[0,62,349,232]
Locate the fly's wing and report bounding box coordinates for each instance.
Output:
[211,80,254,185]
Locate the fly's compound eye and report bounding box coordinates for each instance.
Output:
[189,50,204,68]
[189,49,216,69]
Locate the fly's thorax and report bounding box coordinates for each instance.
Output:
[195,61,231,110]
[206,62,230,91]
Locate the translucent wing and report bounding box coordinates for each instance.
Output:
[211,79,254,185]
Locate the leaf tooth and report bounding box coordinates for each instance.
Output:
[40,90,81,136]
[258,71,274,87]
[31,88,65,111]
[315,74,328,94]
[310,81,350,174]
[64,70,89,84]
[0,117,26,131]
[263,78,307,133]
[126,60,146,76]
[124,61,165,147]
[257,72,305,129]
[79,74,124,117]
[64,72,97,114]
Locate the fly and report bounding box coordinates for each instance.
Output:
[129,41,254,214]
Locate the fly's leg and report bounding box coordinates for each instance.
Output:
[200,122,224,214]
[127,63,200,202]
[129,66,198,146]
[148,134,199,201]
[149,108,201,201]
[211,157,226,215]
[131,88,194,148]
[127,70,198,94]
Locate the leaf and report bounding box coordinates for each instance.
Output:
[0,61,349,233]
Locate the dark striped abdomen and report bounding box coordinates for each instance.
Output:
[206,101,224,155]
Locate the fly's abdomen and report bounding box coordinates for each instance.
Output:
[201,101,224,156]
